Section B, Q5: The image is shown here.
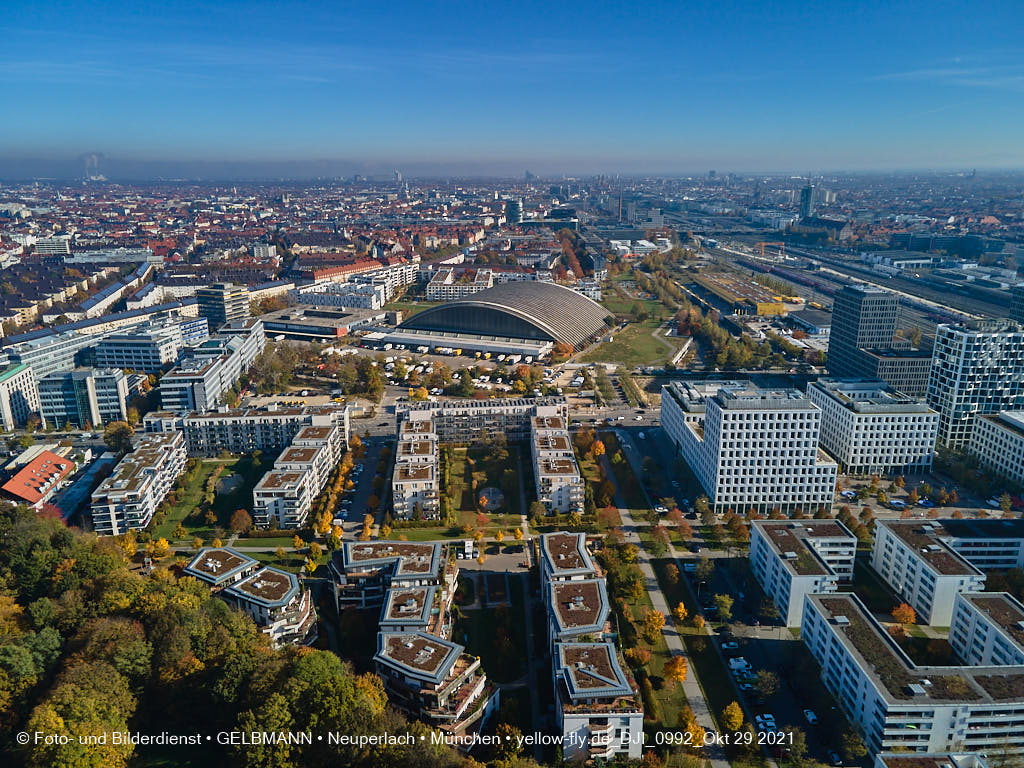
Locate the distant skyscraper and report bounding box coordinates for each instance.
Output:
[927,320,1024,448]
[197,283,250,329]
[827,286,898,377]
[799,185,816,218]
[394,169,402,183]
[505,198,523,224]
[1012,284,1024,323]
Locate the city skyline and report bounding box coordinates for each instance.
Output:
[4,0,1024,178]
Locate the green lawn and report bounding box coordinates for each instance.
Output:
[580,318,680,367]
[383,299,442,318]
[452,576,527,683]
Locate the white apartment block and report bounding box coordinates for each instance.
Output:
[661,381,838,514]
[252,421,345,529]
[871,520,987,625]
[539,532,642,760]
[803,592,1024,758]
[749,519,856,627]
[392,418,440,519]
[396,396,568,444]
[425,267,494,301]
[291,281,387,310]
[330,541,451,610]
[531,414,583,515]
[875,755,993,768]
[91,431,188,536]
[183,548,317,648]
[0,363,41,430]
[950,592,1024,668]
[927,321,1024,449]
[807,379,939,475]
[145,403,349,457]
[969,411,1024,489]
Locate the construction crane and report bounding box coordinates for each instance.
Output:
[757,242,785,259]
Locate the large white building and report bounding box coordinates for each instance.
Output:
[661,381,838,514]
[969,410,1024,489]
[94,317,209,372]
[39,368,129,427]
[540,532,643,760]
[396,396,568,444]
[425,268,494,301]
[749,519,857,627]
[926,321,1024,449]
[0,363,40,430]
[183,547,317,648]
[531,414,583,515]
[392,418,440,520]
[90,431,188,536]
[803,592,1024,758]
[807,379,938,476]
[292,281,387,310]
[951,592,1024,668]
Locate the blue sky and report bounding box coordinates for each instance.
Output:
[3,0,1024,174]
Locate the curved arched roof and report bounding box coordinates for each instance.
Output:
[401,281,611,348]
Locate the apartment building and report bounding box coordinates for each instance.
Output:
[330,541,452,610]
[749,519,857,627]
[183,547,317,648]
[425,268,494,301]
[90,431,188,536]
[145,403,349,456]
[0,362,40,430]
[251,421,345,528]
[875,755,993,768]
[540,532,643,760]
[392,429,440,520]
[950,592,1024,668]
[803,592,1024,757]
[969,411,1024,488]
[807,379,939,475]
[396,396,568,444]
[530,414,583,514]
[292,281,387,310]
[871,520,988,625]
[39,367,129,427]
[927,321,1024,449]
[661,380,838,514]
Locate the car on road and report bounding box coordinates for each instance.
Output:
[917,498,935,508]
[889,499,906,510]
[738,682,754,692]
[654,505,668,514]
[840,489,856,500]
[638,432,645,439]
[803,709,818,725]
[827,751,843,766]
[721,641,740,651]
[635,415,643,421]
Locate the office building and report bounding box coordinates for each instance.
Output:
[661,381,838,514]
[183,548,317,648]
[540,533,643,760]
[94,317,209,371]
[91,432,188,536]
[951,591,1024,668]
[1012,284,1024,323]
[396,396,568,444]
[969,411,1024,488]
[392,419,440,520]
[807,379,938,475]
[39,368,129,428]
[505,198,523,224]
[196,282,250,328]
[530,414,583,514]
[799,184,816,219]
[803,592,1024,757]
[927,321,1024,449]
[0,363,40,430]
[749,519,856,627]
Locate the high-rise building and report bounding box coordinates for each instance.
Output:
[1012,283,1024,323]
[0,363,40,430]
[926,320,1024,448]
[39,368,129,428]
[196,282,250,328]
[505,198,523,224]
[799,184,816,218]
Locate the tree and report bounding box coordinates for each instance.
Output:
[103,421,134,453]
[663,655,687,683]
[695,556,715,583]
[591,439,606,457]
[641,611,665,643]
[410,386,428,401]
[211,537,222,547]
[892,603,916,625]
[713,593,734,622]
[172,523,187,539]
[722,701,744,732]
[274,546,286,559]
[229,508,253,534]
[907,488,919,505]
[152,538,169,558]
[528,501,547,520]
[673,602,688,624]
[691,614,705,631]
[514,527,523,542]
[841,729,868,762]
[755,669,779,699]
[192,537,204,549]
[1000,492,1013,514]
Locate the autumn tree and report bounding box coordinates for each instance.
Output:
[229,508,253,534]
[641,610,666,643]
[672,602,688,624]
[722,701,744,731]
[663,655,687,683]
[892,603,916,625]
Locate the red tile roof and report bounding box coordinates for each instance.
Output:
[2,450,75,504]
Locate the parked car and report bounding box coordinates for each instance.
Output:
[721,641,740,651]
[827,751,843,766]
[889,499,906,510]
[738,682,754,692]
[987,497,1003,509]
[654,505,668,514]
[728,657,750,671]
[918,498,935,508]
[840,489,856,500]
[803,709,818,725]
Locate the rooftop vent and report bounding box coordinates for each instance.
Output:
[783,551,798,559]
[832,615,850,626]
[906,683,928,696]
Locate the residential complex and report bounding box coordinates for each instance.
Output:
[39,368,130,427]
[661,380,838,514]
[90,431,188,536]
[969,410,1024,488]
[252,420,347,528]
[926,321,1024,449]
[749,519,857,627]
[329,541,495,741]
[530,414,583,514]
[540,532,643,760]
[0,362,40,430]
[183,547,317,648]
[807,379,939,476]
[425,268,494,301]
[392,418,440,519]
[396,396,569,444]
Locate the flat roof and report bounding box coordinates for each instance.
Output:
[395,464,434,481]
[963,593,1024,651]
[375,631,462,683]
[541,532,596,577]
[380,585,435,627]
[939,518,1024,540]
[183,547,257,585]
[550,579,609,634]
[254,470,306,491]
[556,642,634,700]
[538,457,579,476]
[753,519,854,577]
[880,520,982,576]
[343,541,440,576]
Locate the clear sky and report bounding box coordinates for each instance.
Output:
[4,0,1024,176]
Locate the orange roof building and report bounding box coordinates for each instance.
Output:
[2,450,76,507]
